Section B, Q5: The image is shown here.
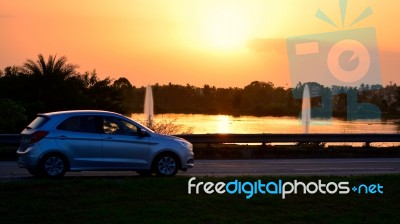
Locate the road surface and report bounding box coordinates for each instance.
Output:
[1,158,400,180]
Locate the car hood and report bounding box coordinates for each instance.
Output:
[154,133,189,143]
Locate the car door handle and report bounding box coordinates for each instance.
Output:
[103,137,113,140]
[57,135,67,140]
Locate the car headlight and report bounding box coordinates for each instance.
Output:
[175,139,193,150]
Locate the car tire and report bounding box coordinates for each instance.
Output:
[153,153,179,177]
[39,154,67,178]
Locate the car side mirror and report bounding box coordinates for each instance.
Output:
[138,129,150,137]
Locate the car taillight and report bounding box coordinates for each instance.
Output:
[30,131,49,144]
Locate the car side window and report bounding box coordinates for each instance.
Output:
[103,116,138,136]
[57,116,103,134]
[120,119,139,135]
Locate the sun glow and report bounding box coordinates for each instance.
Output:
[198,3,254,50]
[216,115,231,133]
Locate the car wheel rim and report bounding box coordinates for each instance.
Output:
[158,157,176,175]
[44,157,64,176]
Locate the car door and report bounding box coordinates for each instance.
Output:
[54,115,103,169]
[100,116,150,169]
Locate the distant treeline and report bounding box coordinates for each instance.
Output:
[151,81,400,119]
[1,54,400,133]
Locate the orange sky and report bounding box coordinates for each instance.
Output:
[0,0,399,88]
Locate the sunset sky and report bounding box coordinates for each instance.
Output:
[0,0,399,88]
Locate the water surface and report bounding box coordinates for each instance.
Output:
[132,113,400,134]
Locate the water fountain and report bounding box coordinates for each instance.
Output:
[302,84,311,133]
[144,85,154,129]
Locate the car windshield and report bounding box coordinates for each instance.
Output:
[26,116,49,130]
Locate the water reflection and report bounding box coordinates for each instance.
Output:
[216,115,230,133]
[132,113,400,134]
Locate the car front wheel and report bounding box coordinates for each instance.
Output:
[153,154,179,177]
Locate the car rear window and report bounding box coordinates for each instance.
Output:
[57,115,103,133]
[26,116,50,129]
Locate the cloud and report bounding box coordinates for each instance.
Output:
[246,38,286,53]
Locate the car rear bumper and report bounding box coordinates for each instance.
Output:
[17,155,39,169]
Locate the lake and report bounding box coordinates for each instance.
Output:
[131,113,400,134]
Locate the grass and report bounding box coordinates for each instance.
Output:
[1,175,400,224]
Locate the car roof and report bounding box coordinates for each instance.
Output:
[31,110,153,133]
[39,110,124,117]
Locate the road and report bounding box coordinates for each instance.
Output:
[1,158,400,180]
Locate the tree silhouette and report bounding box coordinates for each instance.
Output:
[22,54,80,112]
[23,54,78,80]
[1,53,400,133]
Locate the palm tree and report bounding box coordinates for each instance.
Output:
[22,54,80,112]
[23,54,78,80]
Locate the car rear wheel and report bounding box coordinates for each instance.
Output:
[40,154,67,178]
[153,153,179,177]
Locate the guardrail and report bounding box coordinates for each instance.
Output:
[2,133,400,146]
[175,133,400,147]
[0,134,20,144]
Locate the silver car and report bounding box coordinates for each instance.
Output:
[17,110,194,178]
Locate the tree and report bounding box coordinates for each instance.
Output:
[113,77,136,114]
[4,66,22,77]
[22,54,80,112]
[23,54,78,80]
[0,98,27,133]
[242,81,275,115]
